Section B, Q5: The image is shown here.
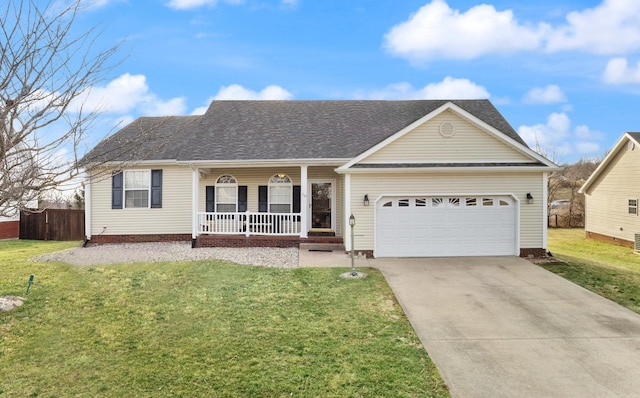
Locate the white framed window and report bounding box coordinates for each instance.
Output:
[216,175,237,212]
[269,174,292,213]
[124,170,150,208]
[629,199,638,215]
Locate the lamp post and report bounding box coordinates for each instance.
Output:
[349,214,357,276]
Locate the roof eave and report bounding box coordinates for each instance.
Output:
[580,132,638,193]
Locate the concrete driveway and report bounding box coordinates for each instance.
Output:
[370,256,640,398]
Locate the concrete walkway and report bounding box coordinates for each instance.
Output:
[371,256,640,398]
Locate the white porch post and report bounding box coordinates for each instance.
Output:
[300,165,308,238]
[84,178,91,240]
[542,172,548,250]
[191,166,199,242]
[344,173,351,251]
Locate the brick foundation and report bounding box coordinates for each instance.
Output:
[88,234,192,245]
[196,235,343,248]
[585,231,634,249]
[519,248,548,258]
[0,221,19,240]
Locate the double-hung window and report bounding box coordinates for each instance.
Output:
[269,174,292,213]
[216,175,237,212]
[125,170,150,208]
[629,199,638,215]
[112,169,162,209]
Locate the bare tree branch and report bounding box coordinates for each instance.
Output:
[0,0,120,217]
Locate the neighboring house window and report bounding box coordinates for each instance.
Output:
[216,175,237,212]
[629,199,638,215]
[112,170,162,209]
[269,174,292,213]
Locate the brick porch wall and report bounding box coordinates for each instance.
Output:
[0,221,19,240]
[196,235,343,248]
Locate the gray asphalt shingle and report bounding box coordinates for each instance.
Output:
[82,100,526,164]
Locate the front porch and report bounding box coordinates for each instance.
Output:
[190,164,346,247]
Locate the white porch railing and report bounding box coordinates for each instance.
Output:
[197,211,302,236]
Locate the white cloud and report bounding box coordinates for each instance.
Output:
[355,77,490,100]
[518,113,602,158]
[546,0,640,54]
[603,57,640,84]
[384,0,547,62]
[384,0,640,63]
[281,0,298,8]
[75,73,187,116]
[213,84,293,100]
[191,84,294,114]
[167,0,216,9]
[166,0,243,10]
[523,85,567,104]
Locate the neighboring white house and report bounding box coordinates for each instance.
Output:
[81,100,557,257]
[580,132,640,248]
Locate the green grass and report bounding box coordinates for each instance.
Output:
[0,240,448,397]
[543,229,640,314]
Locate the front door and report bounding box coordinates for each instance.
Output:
[310,181,333,230]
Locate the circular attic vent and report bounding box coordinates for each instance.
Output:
[439,122,456,138]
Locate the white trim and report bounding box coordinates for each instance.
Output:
[580,132,640,193]
[179,158,350,168]
[191,166,199,240]
[344,173,351,251]
[88,158,349,169]
[335,165,554,174]
[308,179,337,232]
[372,192,520,258]
[84,179,92,240]
[542,172,548,250]
[337,101,557,172]
[300,166,308,238]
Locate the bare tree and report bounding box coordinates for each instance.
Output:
[0,0,119,217]
[548,159,600,227]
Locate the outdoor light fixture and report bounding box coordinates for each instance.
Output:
[363,194,370,206]
[349,214,357,276]
[526,192,534,204]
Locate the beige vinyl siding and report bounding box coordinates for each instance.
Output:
[90,165,192,235]
[584,143,640,242]
[360,110,532,164]
[199,166,343,236]
[348,172,545,252]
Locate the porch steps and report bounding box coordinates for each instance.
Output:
[300,242,345,253]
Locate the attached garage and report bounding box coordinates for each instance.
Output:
[375,195,518,257]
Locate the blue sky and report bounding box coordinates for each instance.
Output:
[73,0,640,164]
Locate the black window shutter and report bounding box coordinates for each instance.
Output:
[258,185,268,212]
[293,185,301,213]
[112,172,123,209]
[238,186,248,212]
[206,186,215,212]
[150,169,163,208]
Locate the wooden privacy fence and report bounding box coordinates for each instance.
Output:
[20,209,85,241]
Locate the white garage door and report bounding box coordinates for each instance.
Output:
[376,195,517,257]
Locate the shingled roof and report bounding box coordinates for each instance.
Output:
[82,100,526,165]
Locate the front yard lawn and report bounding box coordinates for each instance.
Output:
[0,240,448,397]
[544,228,640,314]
